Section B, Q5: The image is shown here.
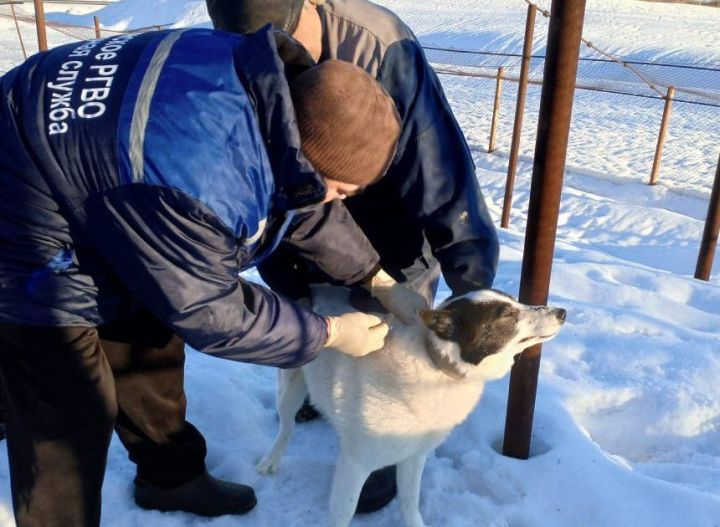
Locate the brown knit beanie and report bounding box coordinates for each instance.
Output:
[289,60,402,186]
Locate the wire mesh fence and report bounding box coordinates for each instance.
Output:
[425,40,720,197]
[422,1,720,278]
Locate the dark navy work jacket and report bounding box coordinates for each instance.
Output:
[319,0,500,293]
[0,27,332,367]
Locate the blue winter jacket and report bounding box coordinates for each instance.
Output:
[0,27,332,367]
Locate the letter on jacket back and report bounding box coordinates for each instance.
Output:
[0,28,329,367]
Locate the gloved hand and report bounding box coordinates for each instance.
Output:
[368,269,430,325]
[324,312,389,357]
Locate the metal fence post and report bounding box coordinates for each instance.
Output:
[11,3,27,59]
[488,66,505,153]
[94,15,101,39]
[501,4,536,229]
[695,154,720,281]
[33,0,47,52]
[649,86,675,185]
[503,0,587,460]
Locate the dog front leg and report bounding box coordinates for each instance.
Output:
[329,453,371,527]
[256,368,308,474]
[397,452,429,527]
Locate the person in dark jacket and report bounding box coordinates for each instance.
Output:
[206,0,501,513]
[0,26,403,526]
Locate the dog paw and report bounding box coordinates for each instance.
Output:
[255,457,278,475]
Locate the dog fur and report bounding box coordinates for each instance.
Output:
[256,285,566,527]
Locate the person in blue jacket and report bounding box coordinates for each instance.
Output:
[0,26,403,526]
[206,0,501,513]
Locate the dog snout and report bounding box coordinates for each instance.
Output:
[553,308,567,323]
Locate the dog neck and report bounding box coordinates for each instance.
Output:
[424,332,467,380]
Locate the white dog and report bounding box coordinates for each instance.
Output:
[257,285,566,527]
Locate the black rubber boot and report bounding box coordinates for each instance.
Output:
[356,465,397,514]
[295,397,321,423]
[134,471,257,517]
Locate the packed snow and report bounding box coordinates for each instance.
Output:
[0,1,719,526]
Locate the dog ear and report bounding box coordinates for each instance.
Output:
[419,309,455,339]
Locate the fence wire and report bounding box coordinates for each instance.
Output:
[418,0,720,280]
[422,5,720,203]
[424,47,720,108]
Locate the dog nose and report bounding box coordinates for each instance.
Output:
[555,308,567,322]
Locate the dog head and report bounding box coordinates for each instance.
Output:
[419,290,566,380]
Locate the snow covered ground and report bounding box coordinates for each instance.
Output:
[0,1,719,526]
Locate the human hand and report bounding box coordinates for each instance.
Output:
[324,312,389,357]
[369,269,430,325]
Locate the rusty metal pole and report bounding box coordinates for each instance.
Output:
[33,0,48,52]
[94,15,101,39]
[503,0,586,460]
[11,4,27,59]
[488,66,505,153]
[695,154,720,281]
[649,86,675,185]
[501,4,536,228]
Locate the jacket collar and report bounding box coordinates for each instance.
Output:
[233,26,327,212]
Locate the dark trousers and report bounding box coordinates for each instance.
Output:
[98,310,206,488]
[0,309,205,527]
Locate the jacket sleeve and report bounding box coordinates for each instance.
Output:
[82,184,327,368]
[378,39,499,294]
[281,200,380,285]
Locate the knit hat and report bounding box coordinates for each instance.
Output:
[290,60,402,186]
[206,0,305,34]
